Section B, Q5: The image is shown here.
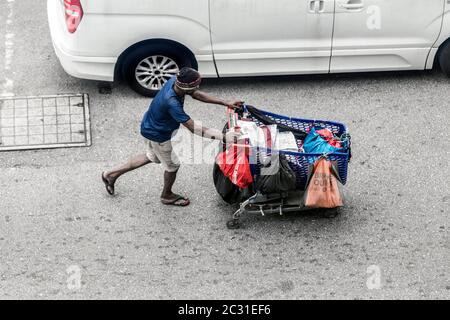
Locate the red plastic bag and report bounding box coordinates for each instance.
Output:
[216,145,253,189]
[304,157,343,209]
[316,128,343,149]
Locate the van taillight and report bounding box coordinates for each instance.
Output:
[64,0,83,33]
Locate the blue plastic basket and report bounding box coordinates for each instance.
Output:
[244,106,351,190]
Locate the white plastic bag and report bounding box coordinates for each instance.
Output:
[275,131,298,151]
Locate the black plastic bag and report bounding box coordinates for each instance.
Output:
[213,162,242,204]
[255,154,297,195]
[213,123,243,204]
[246,105,307,140]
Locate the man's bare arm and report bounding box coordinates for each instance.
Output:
[190,90,243,109]
[182,119,241,142]
[182,119,224,141]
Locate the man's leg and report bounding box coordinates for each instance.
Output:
[161,170,178,199]
[155,141,189,206]
[103,153,151,184]
[160,169,189,206]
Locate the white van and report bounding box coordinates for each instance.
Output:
[48,0,450,96]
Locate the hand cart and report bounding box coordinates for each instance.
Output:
[220,106,352,229]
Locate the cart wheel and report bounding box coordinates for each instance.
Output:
[323,208,341,219]
[226,220,241,230]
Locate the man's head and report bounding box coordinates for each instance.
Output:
[175,67,202,95]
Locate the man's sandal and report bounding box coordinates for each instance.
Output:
[101,172,115,196]
[161,195,190,207]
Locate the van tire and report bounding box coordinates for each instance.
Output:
[123,44,196,97]
[439,41,450,78]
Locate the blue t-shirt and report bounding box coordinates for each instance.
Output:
[140,77,191,142]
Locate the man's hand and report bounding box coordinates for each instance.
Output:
[223,130,242,144]
[226,100,245,110]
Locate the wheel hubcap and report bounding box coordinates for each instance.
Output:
[135,55,179,91]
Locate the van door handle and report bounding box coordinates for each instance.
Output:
[340,3,364,9]
[338,0,364,11]
[309,0,325,13]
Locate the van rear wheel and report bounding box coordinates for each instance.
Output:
[123,45,195,97]
[439,41,450,78]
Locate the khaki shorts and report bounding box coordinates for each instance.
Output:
[145,139,180,172]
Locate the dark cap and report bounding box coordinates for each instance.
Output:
[176,67,202,91]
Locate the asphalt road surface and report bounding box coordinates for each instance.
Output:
[0,1,448,299]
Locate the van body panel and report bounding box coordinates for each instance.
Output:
[331,0,445,72]
[426,1,450,68]
[210,0,335,76]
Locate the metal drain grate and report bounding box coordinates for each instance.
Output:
[0,94,91,151]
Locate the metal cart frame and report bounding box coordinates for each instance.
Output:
[224,106,351,229]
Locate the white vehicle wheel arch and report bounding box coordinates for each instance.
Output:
[114,39,198,82]
[117,39,198,97]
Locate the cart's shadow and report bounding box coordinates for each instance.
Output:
[221,201,351,231]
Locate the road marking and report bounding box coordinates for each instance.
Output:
[1,0,15,97]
